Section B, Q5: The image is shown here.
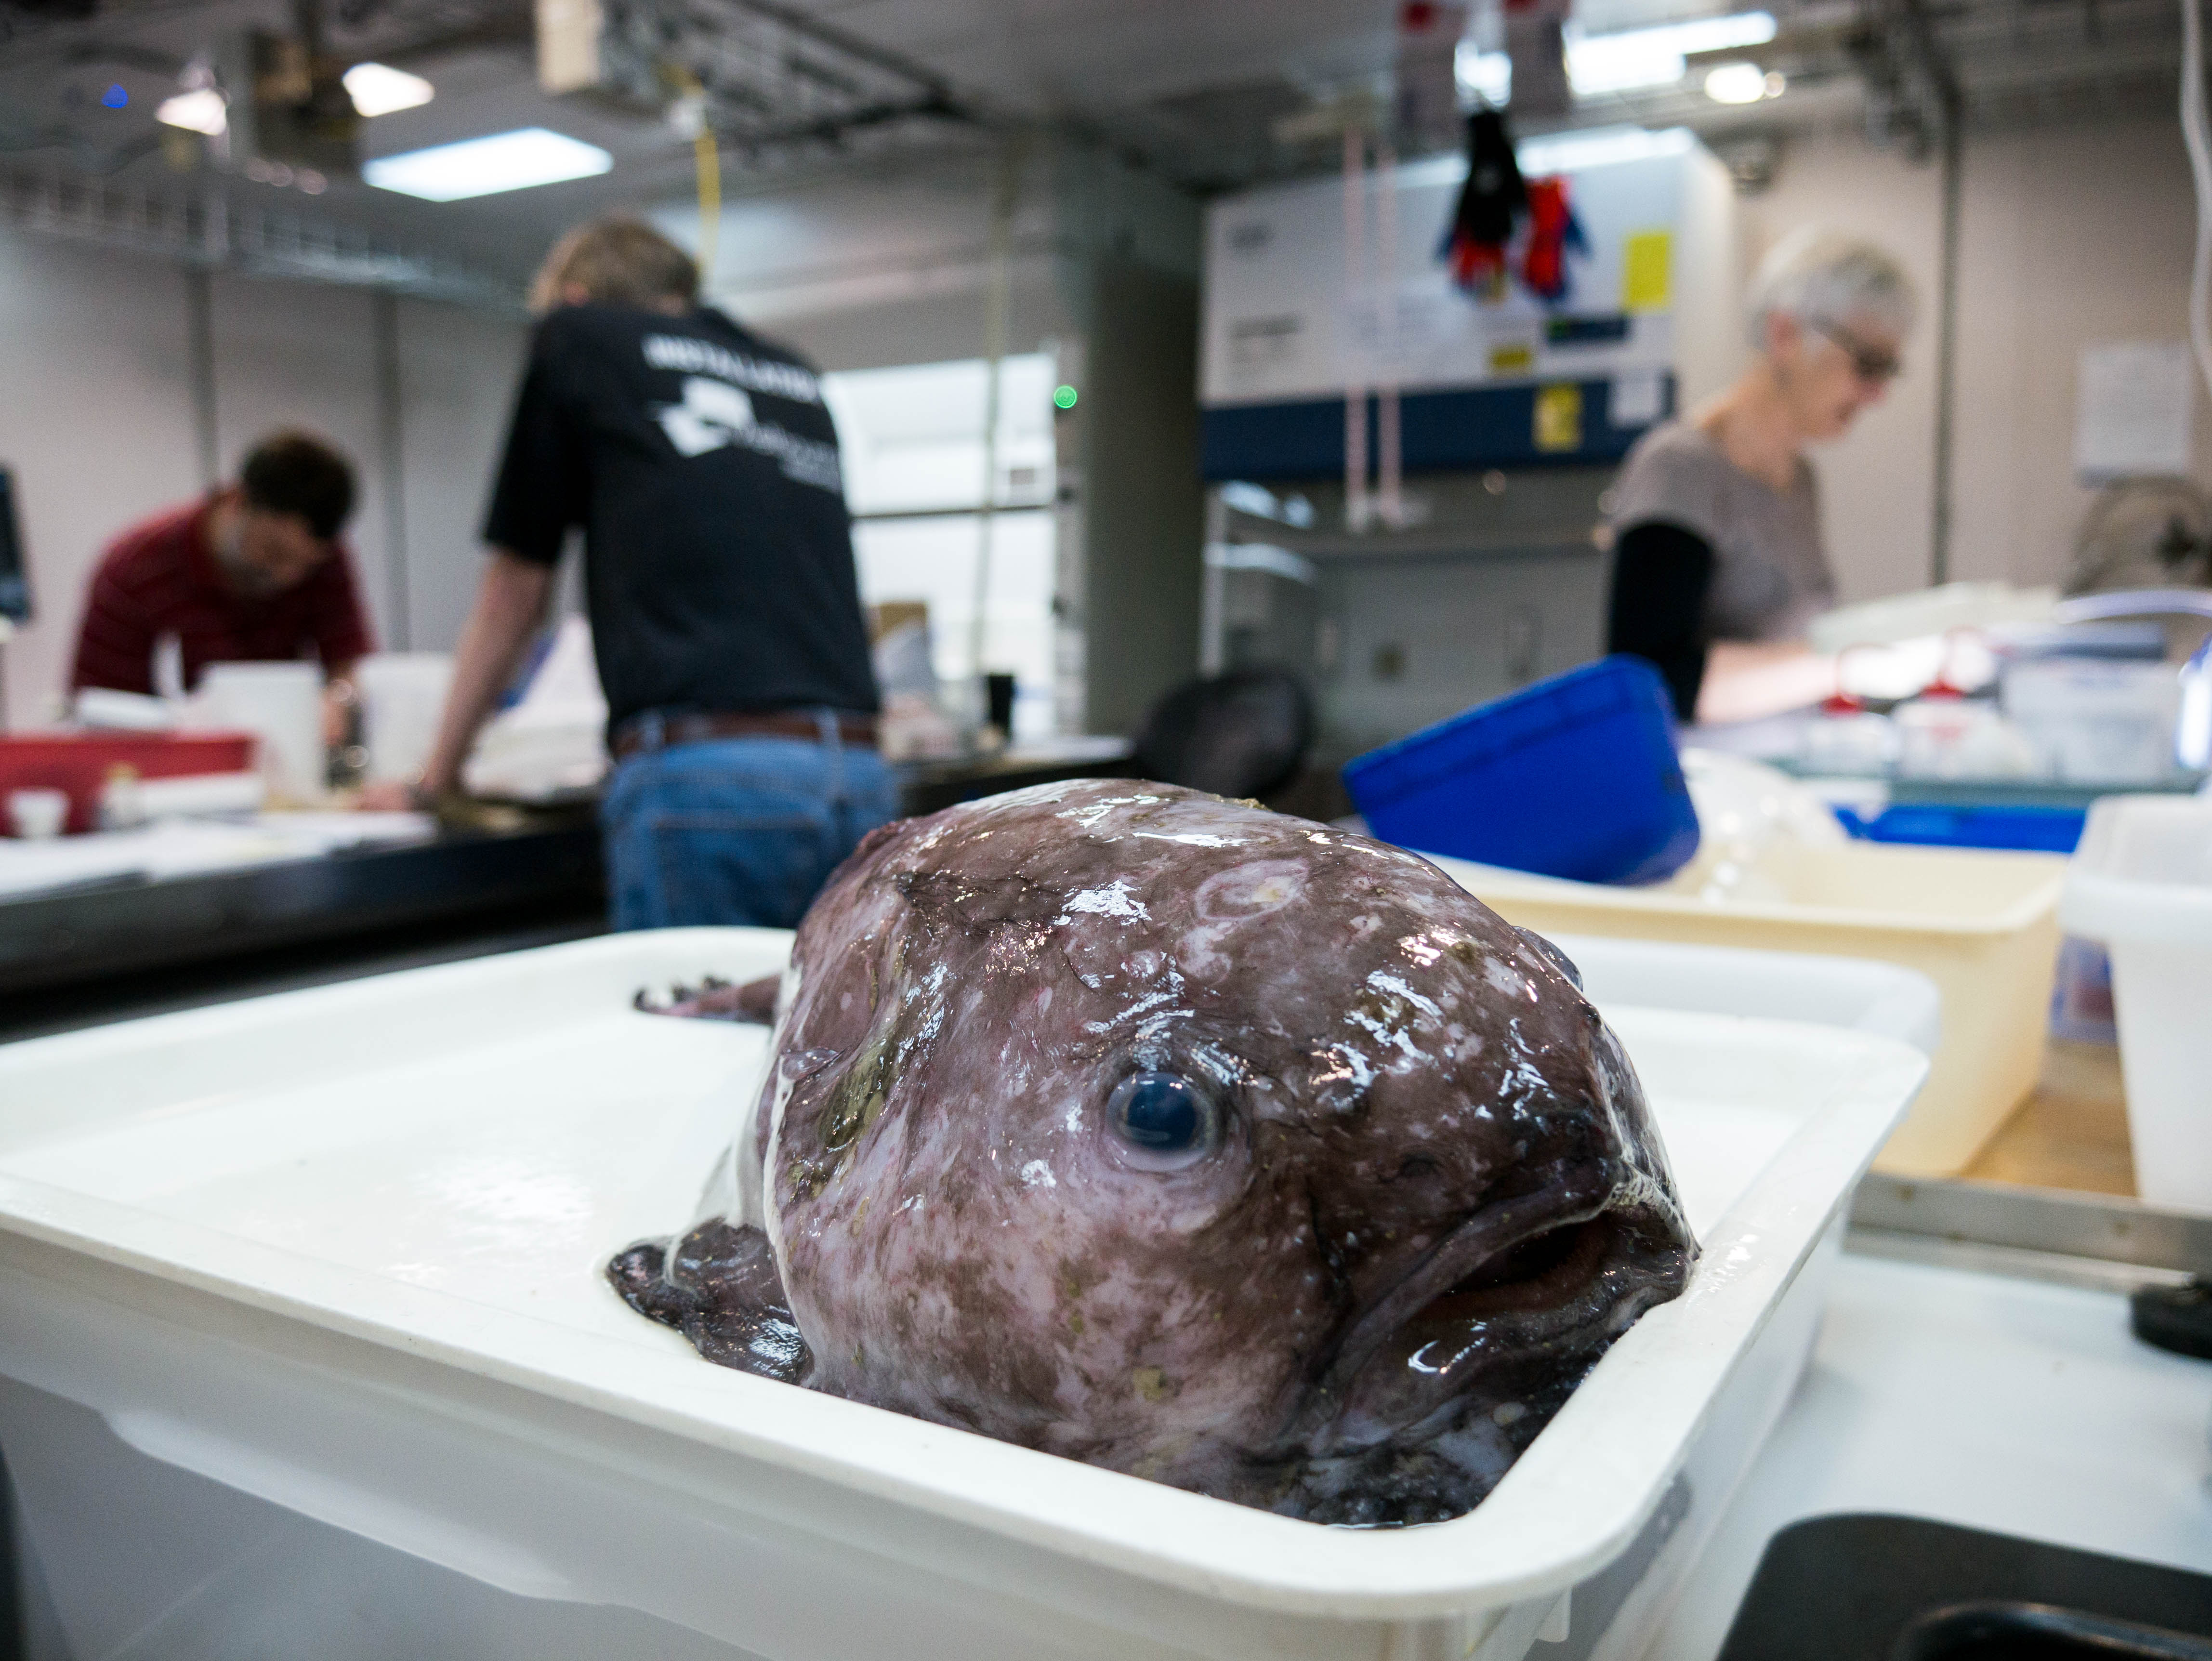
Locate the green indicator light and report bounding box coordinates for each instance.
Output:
[1053,384,1079,410]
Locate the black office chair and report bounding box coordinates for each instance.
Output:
[1133,669,1315,802]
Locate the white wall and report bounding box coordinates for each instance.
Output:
[0,225,527,726]
[1739,115,2207,606]
[207,274,395,648]
[657,147,1073,373]
[1949,118,2212,592]
[0,231,201,725]
[391,295,530,647]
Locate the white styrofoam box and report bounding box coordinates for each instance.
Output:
[0,930,1926,1661]
[191,660,325,805]
[354,651,455,786]
[2060,794,2212,1213]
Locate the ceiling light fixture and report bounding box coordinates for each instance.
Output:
[1566,11,1777,97]
[1702,61,1769,103]
[362,127,612,201]
[156,88,228,136]
[1453,42,1514,106]
[1702,61,1786,102]
[343,62,434,117]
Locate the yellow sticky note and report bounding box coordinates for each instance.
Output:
[1489,343,1535,375]
[1623,230,1673,312]
[1534,383,1582,452]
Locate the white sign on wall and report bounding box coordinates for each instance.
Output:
[2074,341,2196,481]
[1201,129,1700,409]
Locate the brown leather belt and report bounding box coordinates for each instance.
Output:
[611,710,878,761]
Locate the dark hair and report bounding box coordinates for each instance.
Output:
[530,218,700,314]
[239,431,356,540]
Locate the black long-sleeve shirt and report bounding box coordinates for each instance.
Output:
[1606,520,1715,722]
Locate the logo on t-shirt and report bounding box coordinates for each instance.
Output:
[645,338,845,491]
[657,376,757,457]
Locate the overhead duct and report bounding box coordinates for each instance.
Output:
[215,0,360,176]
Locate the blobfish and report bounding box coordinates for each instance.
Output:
[612,781,1695,1525]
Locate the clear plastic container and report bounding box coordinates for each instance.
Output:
[2001,658,2184,786]
[2059,795,2212,1213]
[1432,842,2067,1176]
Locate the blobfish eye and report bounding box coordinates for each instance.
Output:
[1106,1071,1219,1165]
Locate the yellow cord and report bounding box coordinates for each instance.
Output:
[694,121,720,291]
[671,66,719,291]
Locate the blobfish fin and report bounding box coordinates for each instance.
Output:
[605,1220,812,1384]
[632,975,784,1024]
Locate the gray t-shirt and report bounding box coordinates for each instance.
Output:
[1607,420,1835,643]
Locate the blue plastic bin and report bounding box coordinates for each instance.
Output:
[1833,802,2087,854]
[1343,656,1700,884]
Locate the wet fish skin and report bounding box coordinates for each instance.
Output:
[614,780,1694,1524]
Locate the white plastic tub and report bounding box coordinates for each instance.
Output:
[2060,794,2212,1213]
[1431,842,2065,1177]
[0,931,1925,1661]
[1558,932,1942,1058]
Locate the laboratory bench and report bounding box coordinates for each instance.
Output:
[1642,1240,2211,1659]
[1643,1040,2212,1658]
[0,816,606,1019]
[0,737,1135,1037]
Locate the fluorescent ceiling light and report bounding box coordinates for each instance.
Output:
[157,88,227,135]
[363,127,611,201]
[1568,11,1776,96]
[343,62,434,117]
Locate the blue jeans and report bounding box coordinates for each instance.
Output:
[598,721,898,931]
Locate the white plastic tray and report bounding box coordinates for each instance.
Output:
[0,930,1926,1661]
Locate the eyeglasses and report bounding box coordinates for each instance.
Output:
[1809,318,1903,384]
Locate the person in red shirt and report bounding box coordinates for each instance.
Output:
[69,431,373,715]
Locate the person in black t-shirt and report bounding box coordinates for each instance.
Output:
[368,218,894,929]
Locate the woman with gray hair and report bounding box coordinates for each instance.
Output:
[1605,227,1915,724]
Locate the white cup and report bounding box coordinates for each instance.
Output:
[197,661,325,805]
[7,788,69,840]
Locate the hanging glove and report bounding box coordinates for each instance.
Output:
[1519,174,1590,304]
[1440,108,1526,296]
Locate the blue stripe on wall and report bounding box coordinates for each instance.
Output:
[1198,375,1676,481]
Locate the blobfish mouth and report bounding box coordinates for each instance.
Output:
[1281,1167,1634,1451]
[1329,1171,1615,1378]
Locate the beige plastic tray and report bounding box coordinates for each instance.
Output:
[1434,842,2065,1176]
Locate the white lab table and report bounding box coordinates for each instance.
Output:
[1643,1250,2212,1659]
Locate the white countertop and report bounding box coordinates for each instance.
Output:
[0,812,437,900]
[1642,1250,2212,1659]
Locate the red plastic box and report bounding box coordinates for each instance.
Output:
[0,732,257,834]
